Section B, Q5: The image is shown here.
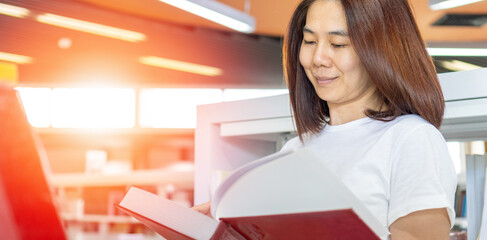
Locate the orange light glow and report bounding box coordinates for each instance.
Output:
[15,87,51,128]
[51,88,135,128]
[139,88,223,128]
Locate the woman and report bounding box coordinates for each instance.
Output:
[282,0,455,239]
[196,0,456,239]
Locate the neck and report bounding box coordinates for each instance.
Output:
[328,90,382,126]
[328,107,368,126]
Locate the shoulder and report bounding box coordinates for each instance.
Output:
[388,114,434,130]
[384,114,441,141]
[385,114,446,154]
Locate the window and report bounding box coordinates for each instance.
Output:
[51,88,135,128]
[16,87,51,127]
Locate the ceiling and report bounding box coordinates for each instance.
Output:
[1,0,487,87]
[76,0,487,41]
[76,0,487,74]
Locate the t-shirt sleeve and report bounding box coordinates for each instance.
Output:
[388,124,457,228]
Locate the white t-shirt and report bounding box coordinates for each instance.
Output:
[280,114,457,231]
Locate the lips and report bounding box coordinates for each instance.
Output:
[315,76,337,85]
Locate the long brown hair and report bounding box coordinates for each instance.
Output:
[283,0,445,141]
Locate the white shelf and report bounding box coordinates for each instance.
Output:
[34,127,194,136]
[220,116,295,141]
[50,168,194,189]
[63,214,165,240]
[62,213,138,223]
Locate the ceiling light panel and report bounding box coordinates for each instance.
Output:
[439,60,483,71]
[139,56,223,76]
[0,3,29,18]
[0,52,33,64]
[429,0,484,10]
[36,13,146,42]
[427,48,487,56]
[158,0,255,33]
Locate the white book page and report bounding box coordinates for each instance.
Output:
[213,147,389,239]
[120,187,218,239]
[210,149,294,215]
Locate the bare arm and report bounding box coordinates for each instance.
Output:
[389,208,450,240]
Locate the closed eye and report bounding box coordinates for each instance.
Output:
[331,44,347,48]
[303,40,316,45]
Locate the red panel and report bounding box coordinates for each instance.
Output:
[0,83,66,240]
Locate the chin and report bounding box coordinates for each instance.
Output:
[313,89,330,101]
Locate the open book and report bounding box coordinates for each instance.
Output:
[117,148,389,240]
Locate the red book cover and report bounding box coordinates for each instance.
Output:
[117,187,385,240]
[216,209,380,240]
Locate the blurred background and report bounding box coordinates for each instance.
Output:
[1,0,486,239]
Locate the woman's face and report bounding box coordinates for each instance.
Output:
[299,0,378,110]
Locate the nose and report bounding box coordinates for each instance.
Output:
[312,43,332,68]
